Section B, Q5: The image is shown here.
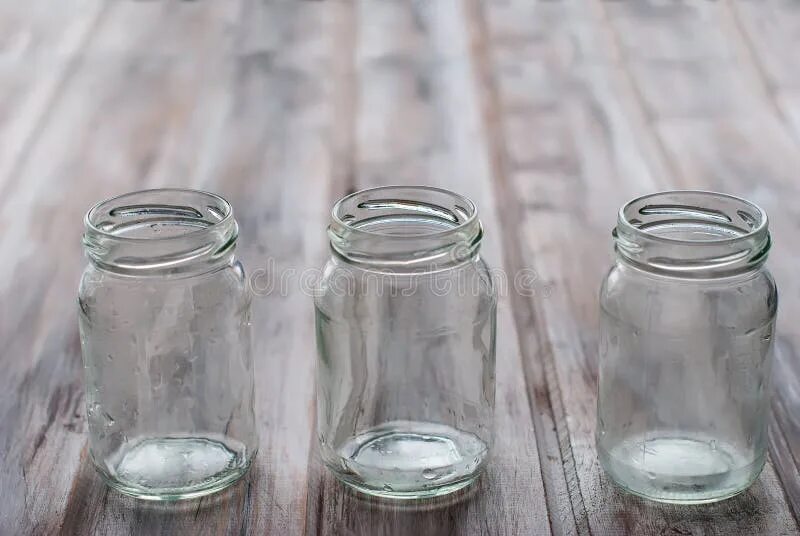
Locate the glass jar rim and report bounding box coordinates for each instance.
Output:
[83,188,238,276]
[614,190,771,277]
[328,185,482,270]
[617,190,768,246]
[331,185,479,239]
[85,188,234,243]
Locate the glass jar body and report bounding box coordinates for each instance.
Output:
[315,255,497,499]
[79,262,257,500]
[597,261,776,503]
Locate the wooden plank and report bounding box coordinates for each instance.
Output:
[86,1,242,58]
[0,5,113,536]
[217,4,345,534]
[727,1,800,91]
[728,1,800,143]
[656,117,800,522]
[779,92,800,141]
[0,1,107,192]
[603,10,800,525]
[771,344,800,522]
[0,2,253,534]
[600,2,767,121]
[626,58,768,119]
[474,0,800,533]
[607,3,734,62]
[305,1,553,534]
[598,0,800,531]
[617,2,800,522]
[3,0,800,534]
[605,1,800,531]
[58,0,348,534]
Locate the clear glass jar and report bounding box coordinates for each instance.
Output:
[597,191,776,504]
[315,186,497,499]
[78,189,258,500]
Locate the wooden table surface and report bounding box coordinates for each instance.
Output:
[3,1,800,534]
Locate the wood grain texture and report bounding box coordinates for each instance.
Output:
[2,0,800,535]
[472,1,798,533]
[308,2,551,535]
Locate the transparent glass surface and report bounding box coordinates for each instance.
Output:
[597,191,776,504]
[315,186,497,499]
[78,189,258,500]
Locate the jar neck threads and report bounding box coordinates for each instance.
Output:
[614,191,770,278]
[83,189,238,277]
[328,186,483,271]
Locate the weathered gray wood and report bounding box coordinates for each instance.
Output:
[621,3,800,525]
[60,0,337,534]
[2,0,800,535]
[474,0,800,534]
[305,1,552,535]
[0,2,251,535]
[0,1,107,191]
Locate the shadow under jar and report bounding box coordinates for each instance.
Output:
[597,191,776,504]
[315,186,497,499]
[78,189,258,501]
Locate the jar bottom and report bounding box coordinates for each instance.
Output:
[325,420,489,500]
[94,435,254,501]
[598,433,765,504]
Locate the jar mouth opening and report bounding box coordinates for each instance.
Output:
[615,191,770,277]
[331,185,478,239]
[618,190,767,246]
[84,189,238,276]
[85,188,234,243]
[328,186,482,270]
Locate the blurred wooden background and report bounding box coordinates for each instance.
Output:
[3,1,800,534]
